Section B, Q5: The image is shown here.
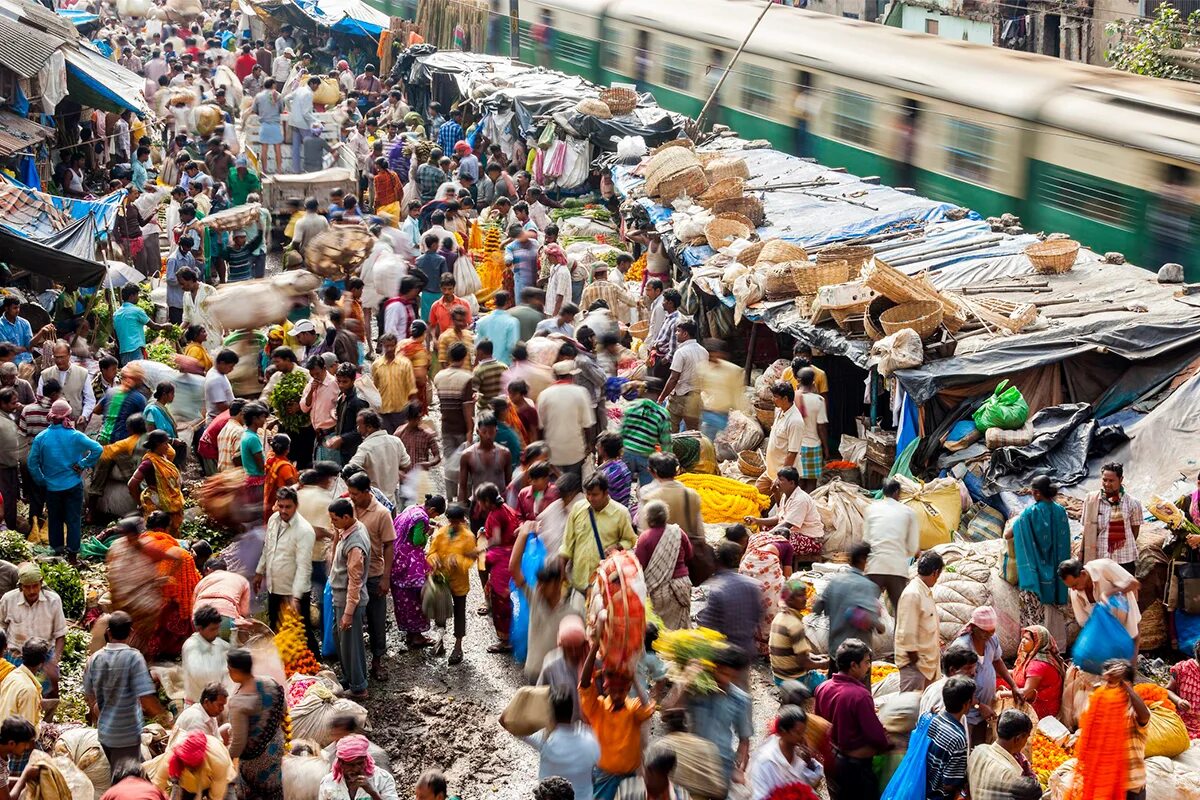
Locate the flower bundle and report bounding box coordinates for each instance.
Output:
[1031,731,1071,786]
[653,627,727,694]
[871,662,897,684]
[275,606,321,677]
[626,253,647,283]
[765,783,818,800]
[676,473,771,523]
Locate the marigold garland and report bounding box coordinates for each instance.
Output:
[274,606,322,678]
[1067,684,1130,800]
[1031,731,1071,786]
[675,473,771,524]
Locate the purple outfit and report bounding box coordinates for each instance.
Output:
[390,505,431,633]
[600,459,635,519]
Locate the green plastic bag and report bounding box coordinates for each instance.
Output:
[973,380,1030,432]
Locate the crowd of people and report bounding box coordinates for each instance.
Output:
[0,3,1193,800]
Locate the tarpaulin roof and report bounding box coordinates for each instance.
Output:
[65,45,151,117]
[0,217,104,287]
[287,0,388,37]
[57,8,98,27]
[0,174,124,236]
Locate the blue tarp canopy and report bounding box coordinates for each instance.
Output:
[64,45,150,117]
[57,9,98,27]
[289,0,389,37]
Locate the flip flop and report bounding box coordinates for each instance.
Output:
[448,651,463,665]
[486,643,512,654]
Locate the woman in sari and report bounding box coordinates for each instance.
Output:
[227,647,286,800]
[739,523,793,655]
[144,510,202,658]
[1013,624,1066,720]
[127,430,185,535]
[392,494,446,650]
[262,433,299,523]
[477,483,520,654]
[105,516,179,658]
[181,325,213,371]
[400,320,431,416]
[634,500,693,630]
[143,381,186,469]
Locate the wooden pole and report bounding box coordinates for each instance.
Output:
[695,0,773,133]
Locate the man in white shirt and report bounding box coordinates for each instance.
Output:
[255,486,316,637]
[203,350,238,424]
[756,382,804,499]
[793,367,828,492]
[545,253,572,317]
[863,478,920,613]
[37,342,94,421]
[644,278,665,348]
[169,681,228,748]
[894,550,943,692]
[287,76,320,174]
[744,466,823,567]
[748,705,823,800]
[271,47,293,84]
[179,605,231,707]
[657,319,706,432]
[536,361,596,478]
[346,410,411,507]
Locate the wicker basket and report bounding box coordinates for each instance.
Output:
[830,302,869,329]
[879,300,944,340]
[736,240,765,266]
[574,98,612,119]
[698,177,744,207]
[644,146,708,204]
[629,319,649,340]
[712,195,764,227]
[704,217,752,250]
[818,244,873,279]
[715,211,754,229]
[1025,239,1079,274]
[705,156,750,182]
[737,450,765,478]
[649,138,694,156]
[864,295,897,341]
[303,226,377,278]
[787,259,851,295]
[754,403,775,429]
[756,239,808,265]
[600,86,638,116]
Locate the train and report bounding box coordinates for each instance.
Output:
[368,0,1200,276]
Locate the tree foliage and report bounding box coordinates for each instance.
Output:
[1106,3,1200,80]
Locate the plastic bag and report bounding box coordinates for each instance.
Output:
[355,372,382,411]
[454,251,483,296]
[615,135,647,160]
[1072,596,1135,674]
[321,581,336,658]
[1145,701,1191,758]
[510,529,547,664]
[880,712,933,800]
[421,575,453,627]
[973,379,1030,432]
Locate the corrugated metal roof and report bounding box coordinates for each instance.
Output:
[0,0,77,41]
[0,110,51,157]
[0,16,60,77]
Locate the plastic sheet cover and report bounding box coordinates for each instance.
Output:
[0,217,105,287]
[984,403,1128,492]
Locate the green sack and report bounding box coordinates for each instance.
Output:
[973,380,1030,432]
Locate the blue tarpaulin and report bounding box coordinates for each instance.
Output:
[58,9,99,27]
[289,0,388,37]
[65,46,150,117]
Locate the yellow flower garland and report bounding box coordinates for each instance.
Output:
[675,473,771,524]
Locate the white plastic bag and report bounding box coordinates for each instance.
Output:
[454,251,483,296]
[615,135,647,160]
[355,371,382,411]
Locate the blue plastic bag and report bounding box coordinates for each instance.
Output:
[880,712,934,800]
[1177,610,1200,656]
[1072,595,1135,673]
[321,581,337,658]
[510,531,548,664]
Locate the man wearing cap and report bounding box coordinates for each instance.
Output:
[287,319,321,362]
[287,76,321,174]
[227,156,261,207]
[537,360,595,480]
[579,262,637,321]
[211,228,263,284]
[0,564,67,683]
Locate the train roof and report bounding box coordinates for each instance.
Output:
[527,0,612,14]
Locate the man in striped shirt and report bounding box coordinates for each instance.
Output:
[580,263,637,323]
[472,339,507,412]
[619,380,673,487]
[925,676,975,800]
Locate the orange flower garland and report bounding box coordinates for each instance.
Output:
[1031,731,1071,786]
[1067,684,1131,800]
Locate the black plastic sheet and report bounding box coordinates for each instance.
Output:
[984,403,1128,492]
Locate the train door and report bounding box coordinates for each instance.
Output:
[895,98,921,190]
[1146,163,1198,279]
[793,71,814,158]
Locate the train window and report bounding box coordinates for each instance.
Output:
[741,65,775,114]
[945,120,995,183]
[1036,165,1135,228]
[832,89,873,146]
[603,29,624,70]
[558,35,591,67]
[663,43,692,91]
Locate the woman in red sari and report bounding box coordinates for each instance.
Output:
[476,482,520,654]
[262,433,299,522]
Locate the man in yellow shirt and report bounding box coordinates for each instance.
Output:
[782,344,829,399]
[0,638,50,733]
[149,730,235,799]
[894,551,944,692]
[372,333,417,433]
[437,306,475,367]
[700,338,747,442]
[559,474,635,592]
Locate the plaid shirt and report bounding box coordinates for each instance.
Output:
[416,163,445,203]
[1095,491,1143,564]
[437,120,464,157]
[398,424,441,467]
[217,420,245,471]
[925,712,968,799]
[580,279,637,318]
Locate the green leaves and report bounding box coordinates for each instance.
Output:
[1106,3,1200,79]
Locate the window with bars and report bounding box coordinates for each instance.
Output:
[945,120,995,183]
[740,64,775,114]
[603,30,623,69]
[832,89,873,146]
[663,43,692,91]
[1036,165,1135,228]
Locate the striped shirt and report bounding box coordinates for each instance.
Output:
[925,712,968,800]
[580,279,637,318]
[620,398,673,456]
[437,120,464,156]
[768,608,812,681]
[217,420,245,471]
[433,367,475,437]
[398,424,441,467]
[17,399,52,444]
[473,358,507,409]
[82,643,155,748]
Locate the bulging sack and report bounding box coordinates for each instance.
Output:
[1072,597,1135,674]
[973,379,1030,432]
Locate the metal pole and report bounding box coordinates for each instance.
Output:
[695,0,774,132]
[508,0,520,60]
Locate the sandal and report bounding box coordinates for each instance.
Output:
[476,606,490,616]
[486,642,512,654]
[407,635,434,649]
[433,640,446,656]
[448,650,463,665]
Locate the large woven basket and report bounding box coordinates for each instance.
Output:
[200,203,263,233]
[629,319,649,340]
[705,156,750,182]
[754,403,775,429]
[574,98,612,119]
[698,177,745,207]
[864,295,897,342]
[756,239,808,265]
[1024,239,1079,274]
[600,86,638,116]
[705,217,752,250]
[737,449,765,478]
[789,259,851,295]
[736,240,765,266]
[715,211,754,229]
[879,300,944,340]
[644,146,708,204]
[818,244,873,279]
[712,195,764,227]
[303,226,376,277]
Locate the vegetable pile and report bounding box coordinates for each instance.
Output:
[40,560,85,619]
[270,370,311,434]
[0,530,32,564]
[675,473,771,523]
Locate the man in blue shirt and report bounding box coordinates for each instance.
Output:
[925,676,975,800]
[0,298,52,366]
[687,644,753,784]
[164,236,198,324]
[437,108,465,156]
[475,291,521,366]
[131,146,150,191]
[112,284,172,366]
[504,225,539,300]
[27,398,102,558]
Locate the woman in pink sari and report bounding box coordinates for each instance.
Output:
[739,526,793,655]
[391,495,446,649]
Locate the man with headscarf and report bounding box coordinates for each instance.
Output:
[27,400,101,561]
[318,734,400,800]
[148,729,235,799]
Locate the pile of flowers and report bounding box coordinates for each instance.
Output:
[676,473,771,523]
[627,253,647,283]
[1031,731,1071,786]
[654,627,727,694]
[871,662,898,683]
[275,606,322,678]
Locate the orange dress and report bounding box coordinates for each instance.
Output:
[400,337,431,415]
[262,455,299,522]
[142,530,202,658]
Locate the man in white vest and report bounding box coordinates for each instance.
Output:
[37,342,94,422]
